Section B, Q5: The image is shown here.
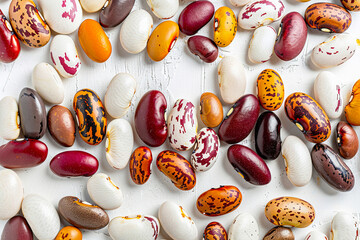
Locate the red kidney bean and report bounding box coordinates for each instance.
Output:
[99,0,135,28]
[336,121,359,159]
[218,94,260,144]
[178,1,215,35]
[187,35,218,63]
[274,12,307,61]
[255,111,282,160]
[50,151,99,177]
[0,139,48,169]
[1,216,33,240]
[134,90,168,147]
[311,143,354,192]
[227,144,271,185]
[0,10,20,63]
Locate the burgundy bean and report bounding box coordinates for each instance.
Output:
[134,90,168,147]
[0,139,48,169]
[218,94,260,144]
[50,151,99,177]
[255,111,282,160]
[274,12,307,61]
[227,144,271,185]
[1,216,33,240]
[0,10,20,63]
[178,1,215,35]
[187,36,218,63]
[99,0,135,28]
[336,121,359,159]
[311,143,354,192]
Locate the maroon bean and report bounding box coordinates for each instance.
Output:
[99,0,135,28]
[134,90,167,147]
[0,10,21,63]
[178,1,215,35]
[336,121,359,159]
[227,144,271,185]
[274,12,307,61]
[50,151,99,177]
[0,139,48,169]
[1,216,33,240]
[187,35,218,63]
[218,94,260,144]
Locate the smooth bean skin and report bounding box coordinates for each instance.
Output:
[345,80,360,125]
[0,139,48,169]
[55,226,82,240]
[1,216,33,240]
[213,7,237,47]
[311,143,354,192]
[134,90,167,147]
[341,0,360,11]
[263,227,294,240]
[203,222,227,240]
[187,35,218,63]
[178,1,214,35]
[200,92,223,128]
[218,94,260,144]
[99,0,135,28]
[255,111,282,160]
[50,151,99,177]
[227,144,271,185]
[304,3,352,33]
[257,69,284,111]
[0,10,20,63]
[275,12,307,61]
[129,146,153,185]
[336,121,359,159]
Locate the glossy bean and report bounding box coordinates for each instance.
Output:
[19,88,47,139]
[345,79,360,125]
[73,89,107,145]
[311,143,354,192]
[157,150,196,191]
[255,112,281,160]
[331,212,358,240]
[304,3,351,33]
[55,226,82,240]
[0,139,48,169]
[218,94,259,144]
[99,0,135,28]
[265,197,315,228]
[47,105,76,147]
[0,170,23,220]
[197,185,242,216]
[79,0,107,12]
[134,90,167,147]
[227,144,271,185]
[263,227,294,240]
[274,12,307,61]
[305,231,328,240]
[214,7,237,47]
[200,92,223,128]
[248,26,277,64]
[129,147,153,185]
[178,1,214,35]
[284,92,331,143]
[203,222,227,240]
[0,96,20,140]
[146,0,179,19]
[257,69,284,111]
[78,19,112,63]
[228,213,259,240]
[58,196,109,230]
[336,121,359,159]
[50,151,99,177]
[0,10,20,63]
[341,0,360,11]
[1,216,33,240]
[147,21,179,62]
[187,36,218,63]
[9,0,51,48]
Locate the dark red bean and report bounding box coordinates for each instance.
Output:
[187,35,218,63]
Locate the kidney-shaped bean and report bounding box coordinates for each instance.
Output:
[248,26,276,64]
[0,96,20,140]
[255,111,281,160]
[203,222,228,240]
[157,150,196,191]
[227,144,271,185]
[178,1,214,35]
[0,139,48,169]
[337,121,359,159]
[284,92,331,143]
[311,143,354,192]
[100,0,135,28]
[341,0,360,11]
[263,227,294,240]
[218,94,260,144]
[50,151,99,177]
[257,69,284,111]
[135,90,167,147]
[0,10,20,63]
[214,7,237,47]
[331,212,358,240]
[196,185,242,216]
[345,79,360,126]
[275,12,307,61]
[55,226,82,240]
[187,36,218,63]
[200,92,223,128]
[305,3,351,33]
[58,196,109,230]
[129,146,153,185]
[1,216,33,240]
[19,88,47,139]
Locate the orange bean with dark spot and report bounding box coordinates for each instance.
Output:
[129,146,153,185]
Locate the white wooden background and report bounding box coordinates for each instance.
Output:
[0,0,360,239]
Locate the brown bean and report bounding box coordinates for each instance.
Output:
[48,105,76,147]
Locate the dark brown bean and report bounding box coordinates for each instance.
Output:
[187,36,218,63]
[336,121,359,159]
[99,0,135,28]
[263,226,294,240]
[48,105,76,147]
